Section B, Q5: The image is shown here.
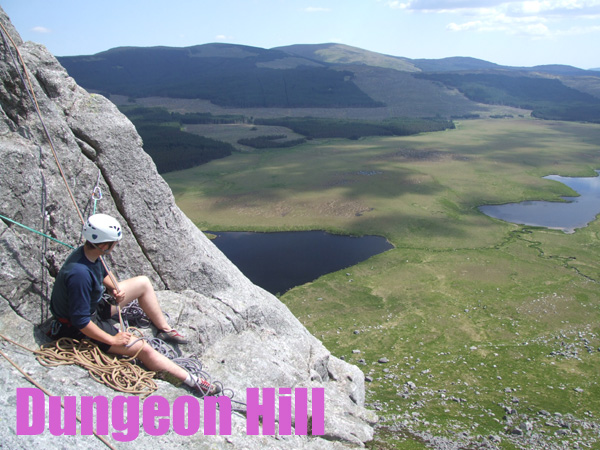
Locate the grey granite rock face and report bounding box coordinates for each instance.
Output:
[0,7,375,449]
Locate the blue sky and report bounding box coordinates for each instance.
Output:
[3,0,600,69]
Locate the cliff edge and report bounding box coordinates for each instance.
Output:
[0,7,375,449]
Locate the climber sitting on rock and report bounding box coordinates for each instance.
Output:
[49,213,220,396]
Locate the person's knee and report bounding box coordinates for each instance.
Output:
[137,275,153,292]
[137,345,165,369]
[108,339,144,356]
[138,343,161,359]
[125,342,152,362]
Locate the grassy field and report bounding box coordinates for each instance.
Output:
[163,118,600,448]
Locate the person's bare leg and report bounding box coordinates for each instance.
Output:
[108,340,188,380]
[111,276,172,332]
[108,341,219,394]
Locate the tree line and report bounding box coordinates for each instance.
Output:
[253,117,455,139]
[416,73,600,123]
[119,106,235,173]
[237,135,307,149]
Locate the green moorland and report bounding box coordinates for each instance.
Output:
[163,118,600,448]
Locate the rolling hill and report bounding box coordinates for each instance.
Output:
[58,43,600,123]
[274,43,419,72]
[58,44,382,108]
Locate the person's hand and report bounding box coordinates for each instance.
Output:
[112,288,126,305]
[111,331,131,346]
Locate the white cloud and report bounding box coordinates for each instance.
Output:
[522,22,551,35]
[522,1,542,14]
[386,1,409,8]
[215,34,234,41]
[395,0,600,13]
[506,0,600,17]
[447,20,485,31]
[394,0,600,38]
[390,0,521,11]
[32,26,52,34]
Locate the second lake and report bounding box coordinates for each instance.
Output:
[479,170,600,233]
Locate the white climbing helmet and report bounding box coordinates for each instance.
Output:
[82,214,122,243]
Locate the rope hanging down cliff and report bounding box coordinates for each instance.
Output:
[2,20,134,335]
[0,22,85,224]
[1,20,132,343]
[0,24,238,406]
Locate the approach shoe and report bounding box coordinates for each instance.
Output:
[157,329,189,344]
[197,378,222,396]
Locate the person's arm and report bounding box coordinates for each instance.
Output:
[79,320,131,347]
[103,274,126,304]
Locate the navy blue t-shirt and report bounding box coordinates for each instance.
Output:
[50,246,108,329]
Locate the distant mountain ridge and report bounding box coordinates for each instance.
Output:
[59,43,383,108]
[58,42,600,122]
[274,43,420,72]
[273,43,591,76]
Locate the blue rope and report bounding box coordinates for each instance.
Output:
[0,214,75,249]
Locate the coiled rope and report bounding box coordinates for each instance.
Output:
[1,330,156,397]
[120,301,234,400]
[37,335,157,397]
